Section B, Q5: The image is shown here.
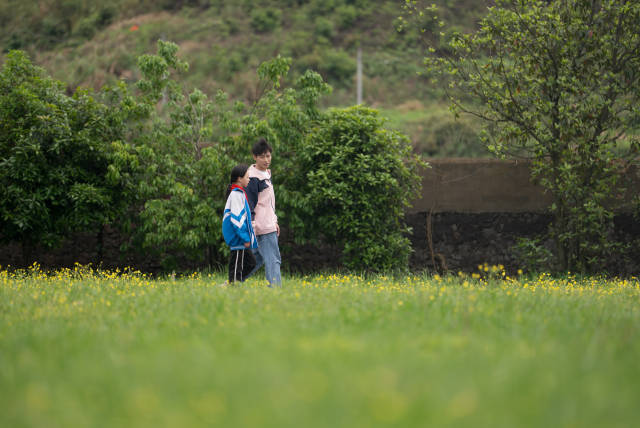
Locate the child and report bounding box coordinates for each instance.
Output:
[222,164,257,283]
[246,138,282,287]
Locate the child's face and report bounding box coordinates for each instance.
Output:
[253,151,272,171]
[237,170,250,188]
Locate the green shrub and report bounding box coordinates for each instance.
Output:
[318,49,356,87]
[96,4,117,26]
[314,16,335,40]
[41,16,69,46]
[307,0,337,19]
[73,4,118,39]
[5,33,26,51]
[415,116,486,158]
[0,51,130,260]
[334,5,358,29]
[250,8,282,33]
[224,16,240,35]
[112,48,333,270]
[296,106,425,271]
[282,30,314,57]
[74,15,98,39]
[112,41,236,269]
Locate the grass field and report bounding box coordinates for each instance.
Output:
[1,265,639,428]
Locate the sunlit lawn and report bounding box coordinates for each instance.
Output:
[1,266,639,428]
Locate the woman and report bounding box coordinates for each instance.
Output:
[222,164,257,283]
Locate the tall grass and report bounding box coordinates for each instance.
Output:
[1,266,639,427]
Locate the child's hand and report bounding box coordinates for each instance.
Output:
[244,242,250,248]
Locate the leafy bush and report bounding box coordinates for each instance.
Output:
[282,30,314,58]
[415,116,486,158]
[1,40,427,273]
[295,106,426,271]
[0,51,129,260]
[96,4,117,26]
[307,0,337,19]
[415,0,640,272]
[121,45,423,272]
[73,5,117,40]
[513,237,555,273]
[334,5,358,29]
[109,41,237,269]
[111,46,332,270]
[250,8,282,33]
[5,33,26,51]
[41,16,69,46]
[318,49,356,87]
[74,15,98,39]
[314,16,335,40]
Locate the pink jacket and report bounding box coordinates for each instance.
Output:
[246,165,278,236]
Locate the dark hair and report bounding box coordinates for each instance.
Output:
[226,163,249,199]
[251,137,272,156]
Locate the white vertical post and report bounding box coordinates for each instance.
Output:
[356,46,363,105]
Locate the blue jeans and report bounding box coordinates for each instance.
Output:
[249,232,282,287]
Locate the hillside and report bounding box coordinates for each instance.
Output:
[0,0,493,156]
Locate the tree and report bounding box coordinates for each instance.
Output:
[119,41,423,272]
[405,0,640,272]
[0,51,129,263]
[232,58,425,271]
[294,106,425,271]
[118,42,333,270]
[235,55,333,240]
[109,40,234,270]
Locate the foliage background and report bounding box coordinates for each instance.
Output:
[0,51,129,261]
[0,0,496,158]
[1,39,426,272]
[408,0,640,272]
[2,0,639,273]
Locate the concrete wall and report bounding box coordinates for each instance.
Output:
[404,158,640,274]
[411,158,639,213]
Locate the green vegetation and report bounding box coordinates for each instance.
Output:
[379,102,490,158]
[222,57,427,271]
[2,1,639,273]
[295,106,425,270]
[0,51,129,260]
[0,0,493,156]
[410,0,640,272]
[1,42,424,271]
[2,267,639,427]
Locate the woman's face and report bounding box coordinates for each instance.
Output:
[237,170,250,188]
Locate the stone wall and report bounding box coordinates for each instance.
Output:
[405,212,639,275]
[413,158,553,213]
[412,158,638,213]
[0,226,168,273]
[401,159,639,274]
[405,159,551,272]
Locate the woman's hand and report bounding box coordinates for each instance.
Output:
[244,242,250,248]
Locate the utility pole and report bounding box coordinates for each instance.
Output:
[356,46,363,105]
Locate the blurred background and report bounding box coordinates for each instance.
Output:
[0,0,493,158]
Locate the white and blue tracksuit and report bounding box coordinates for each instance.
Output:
[222,188,258,251]
[222,188,258,282]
